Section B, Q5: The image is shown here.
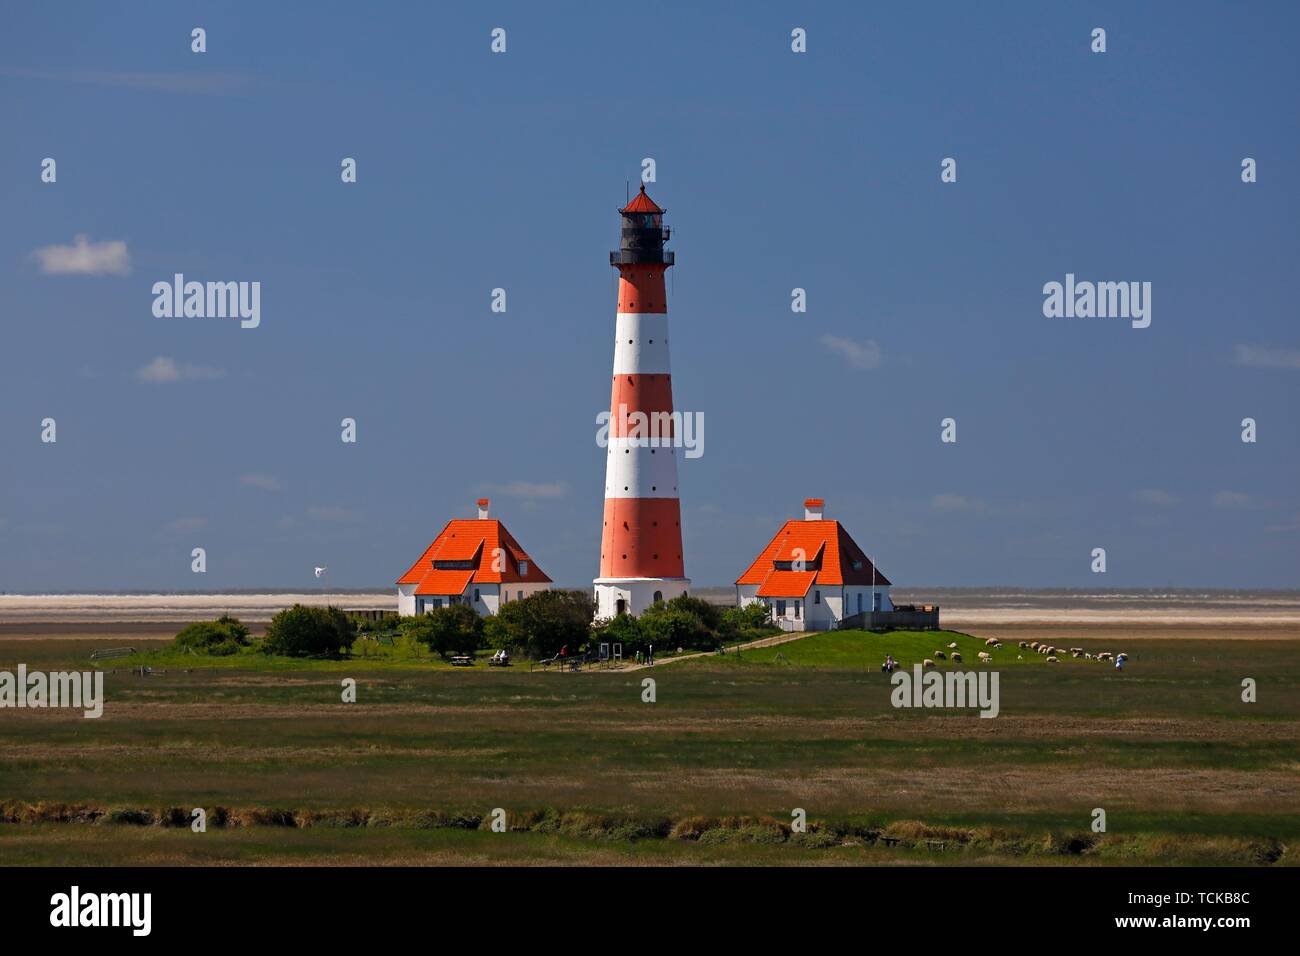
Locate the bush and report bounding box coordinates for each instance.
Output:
[720,602,773,636]
[401,605,484,659]
[262,605,356,658]
[591,612,645,653]
[173,614,251,655]
[640,600,716,651]
[491,589,595,659]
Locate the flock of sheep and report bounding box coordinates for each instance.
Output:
[921,638,1126,669]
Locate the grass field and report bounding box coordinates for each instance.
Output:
[1,628,1296,865]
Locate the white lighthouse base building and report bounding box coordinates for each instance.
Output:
[594,577,690,619]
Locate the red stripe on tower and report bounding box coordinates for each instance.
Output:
[595,185,690,618]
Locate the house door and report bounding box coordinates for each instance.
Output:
[856,593,863,614]
[616,598,627,616]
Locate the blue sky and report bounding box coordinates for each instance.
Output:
[2,1,1297,590]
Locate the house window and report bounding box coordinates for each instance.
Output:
[873,591,882,612]
[653,590,663,604]
[795,601,801,619]
[416,598,425,614]
[432,598,444,609]
[516,591,522,601]
[519,560,529,575]
[857,593,863,614]
[814,590,821,604]
[474,588,480,603]
[776,600,787,617]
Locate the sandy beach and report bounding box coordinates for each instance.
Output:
[0,589,1297,638]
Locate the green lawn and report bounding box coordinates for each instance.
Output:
[0,631,1295,865]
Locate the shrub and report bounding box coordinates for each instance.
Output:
[401,605,484,659]
[640,602,715,651]
[720,602,774,639]
[173,614,251,654]
[591,612,646,653]
[492,590,595,659]
[262,605,356,658]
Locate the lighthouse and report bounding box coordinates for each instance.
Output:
[594,184,690,617]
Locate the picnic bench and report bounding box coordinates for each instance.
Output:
[450,655,474,667]
[89,646,137,661]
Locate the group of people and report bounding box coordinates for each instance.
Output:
[490,648,510,665]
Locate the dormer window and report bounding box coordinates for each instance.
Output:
[434,559,475,570]
[519,560,529,575]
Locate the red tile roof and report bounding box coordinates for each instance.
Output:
[397,518,551,593]
[414,569,475,596]
[756,570,817,598]
[736,519,891,589]
[621,184,663,214]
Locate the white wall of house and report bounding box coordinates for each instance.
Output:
[398,580,549,617]
[739,584,892,629]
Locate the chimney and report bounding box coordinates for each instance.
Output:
[476,498,490,520]
[804,498,824,521]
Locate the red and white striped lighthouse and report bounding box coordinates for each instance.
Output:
[595,184,690,617]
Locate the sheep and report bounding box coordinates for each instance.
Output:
[1029,641,1040,651]
[934,650,947,660]
[985,638,999,647]
[922,658,935,669]
[1046,655,1059,663]
[951,652,962,663]
[1071,649,1083,658]
[1018,641,1028,648]
[977,651,992,661]
[947,642,958,649]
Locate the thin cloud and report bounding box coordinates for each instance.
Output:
[31,234,131,276]
[819,334,882,370]
[0,67,252,95]
[240,474,282,492]
[136,356,225,384]
[307,506,359,523]
[166,517,207,534]
[1234,344,1300,369]
[1213,490,1251,509]
[485,481,569,500]
[932,493,985,512]
[1135,489,1177,506]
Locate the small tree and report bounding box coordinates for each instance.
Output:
[719,601,774,641]
[593,612,646,655]
[494,589,595,659]
[640,602,714,651]
[262,605,356,658]
[403,605,484,659]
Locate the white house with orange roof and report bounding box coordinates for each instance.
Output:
[735,498,895,631]
[396,498,551,616]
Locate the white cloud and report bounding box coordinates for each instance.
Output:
[819,334,882,370]
[1135,489,1177,506]
[1213,490,1251,509]
[240,474,282,492]
[1233,344,1300,369]
[486,481,569,500]
[31,234,131,276]
[136,356,226,384]
[932,493,984,512]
